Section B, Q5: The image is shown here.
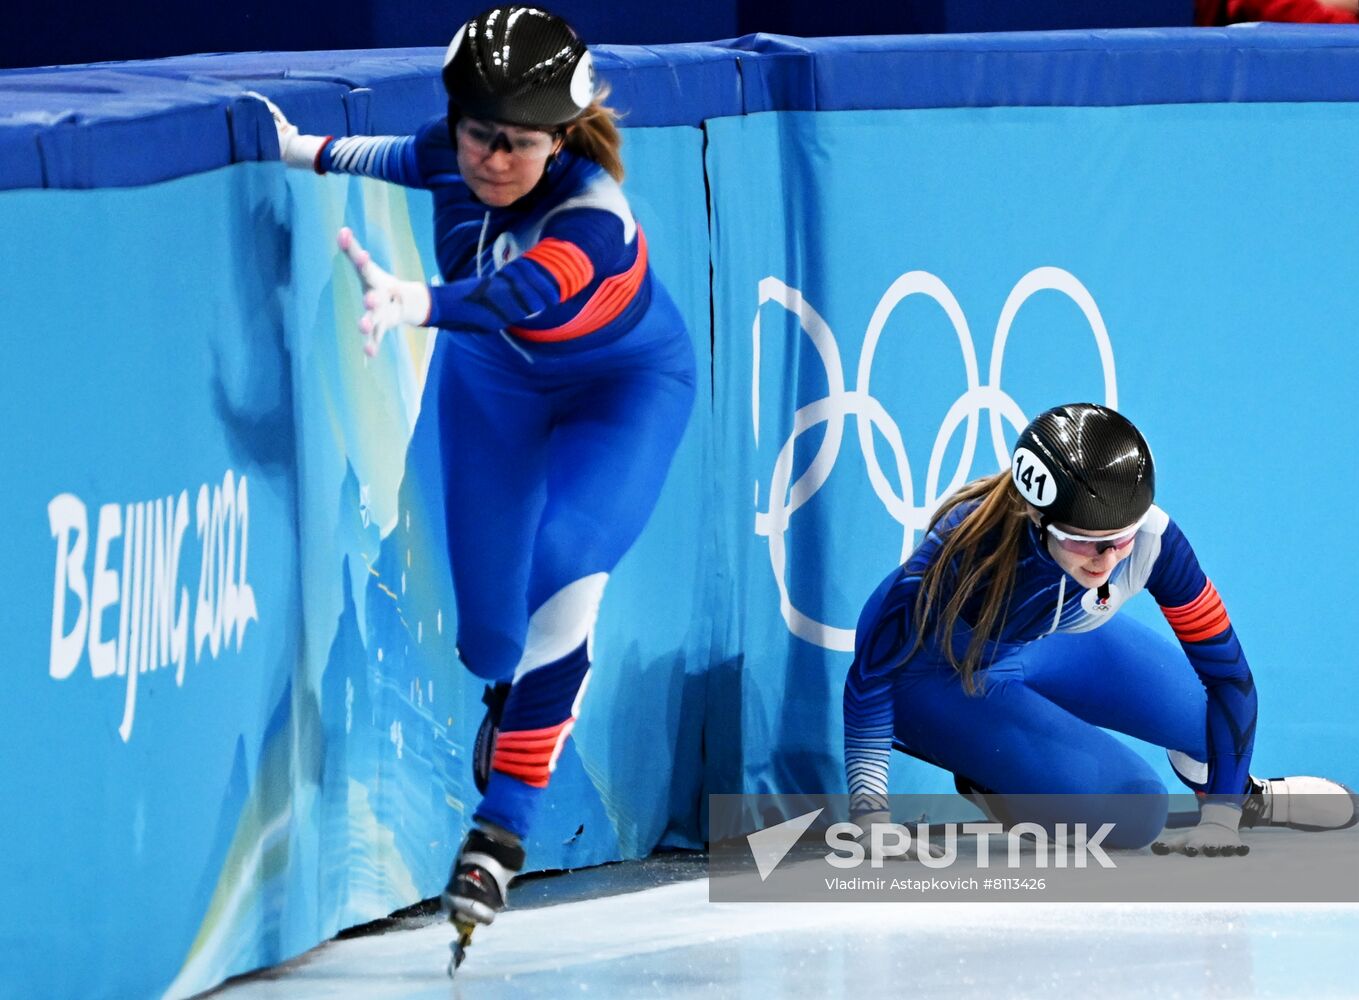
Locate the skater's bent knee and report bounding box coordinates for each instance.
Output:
[456,635,521,682]
[1102,782,1169,849]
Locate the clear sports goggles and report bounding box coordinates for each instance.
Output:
[1045,512,1148,557]
[455,119,559,161]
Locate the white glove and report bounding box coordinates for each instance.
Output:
[244,91,328,171]
[338,227,432,357]
[1151,803,1249,857]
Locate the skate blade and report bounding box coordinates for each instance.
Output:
[447,920,477,978]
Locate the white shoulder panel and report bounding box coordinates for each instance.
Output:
[526,172,636,246]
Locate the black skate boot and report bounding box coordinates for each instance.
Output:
[443,822,525,975]
[954,772,1015,827]
[472,682,511,795]
[1241,776,1359,832]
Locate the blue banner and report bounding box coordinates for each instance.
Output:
[0,168,302,999]
[1,123,713,999]
[706,104,1359,807]
[6,93,1359,1000]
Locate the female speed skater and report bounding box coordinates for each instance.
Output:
[254,5,695,969]
[843,402,1355,856]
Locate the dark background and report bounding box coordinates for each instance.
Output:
[3,1,1191,71]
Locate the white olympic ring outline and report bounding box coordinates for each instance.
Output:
[752,267,1118,652]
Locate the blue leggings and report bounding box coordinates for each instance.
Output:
[893,616,1210,847]
[436,290,695,836]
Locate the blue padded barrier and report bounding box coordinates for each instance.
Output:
[132,49,449,134]
[139,43,746,129]
[592,43,745,126]
[721,26,1359,112]
[9,28,1359,189]
[0,69,274,187]
[2,129,717,1000]
[0,115,46,189]
[0,42,746,189]
[5,28,1359,999]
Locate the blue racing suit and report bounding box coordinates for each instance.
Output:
[320,121,696,837]
[843,501,1257,847]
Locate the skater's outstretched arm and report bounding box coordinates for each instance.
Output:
[1147,518,1258,801]
[247,91,429,187]
[335,208,626,355]
[1145,518,1257,857]
[843,558,936,811]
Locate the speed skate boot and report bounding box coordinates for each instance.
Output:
[954,773,1016,827]
[472,682,511,795]
[1241,776,1359,832]
[443,822,525,975]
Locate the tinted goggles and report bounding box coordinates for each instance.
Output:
[1045,513,1147,557]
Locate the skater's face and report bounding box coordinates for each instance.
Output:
[1030,511,1138,587]
[455,117,562,207]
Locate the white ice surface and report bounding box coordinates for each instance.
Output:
[207,877,1358,999]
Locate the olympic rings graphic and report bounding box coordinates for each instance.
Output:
[752,267,1118,652]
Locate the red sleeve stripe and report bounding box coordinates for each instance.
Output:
[511,226,648,342]
[491,719,576,788]
[1160,579,1231,643]
[522,238,595,301]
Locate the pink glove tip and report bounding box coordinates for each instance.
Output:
[337,227,353,249]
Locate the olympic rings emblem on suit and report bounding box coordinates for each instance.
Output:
[752,267,1118,652]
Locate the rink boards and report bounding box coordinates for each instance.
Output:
[3,28,1359,1000]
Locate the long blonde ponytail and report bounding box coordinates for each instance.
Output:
[908,472,1030,694]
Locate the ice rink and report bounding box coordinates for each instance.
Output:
[207,853,1358,999]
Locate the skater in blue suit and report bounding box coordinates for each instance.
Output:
[254,4,695,962]
[843,403,1355,854]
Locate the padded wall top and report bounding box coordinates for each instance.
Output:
[4,27,1359,189]
[727,27,1359,111]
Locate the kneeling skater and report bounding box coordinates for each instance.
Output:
[843,403,1354,855]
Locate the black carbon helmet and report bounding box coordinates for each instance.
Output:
[442,6,596,128]
[1010,403,1155,531]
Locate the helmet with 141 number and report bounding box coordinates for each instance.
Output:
[442,6,596,128]
[1010,403,1155,531]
